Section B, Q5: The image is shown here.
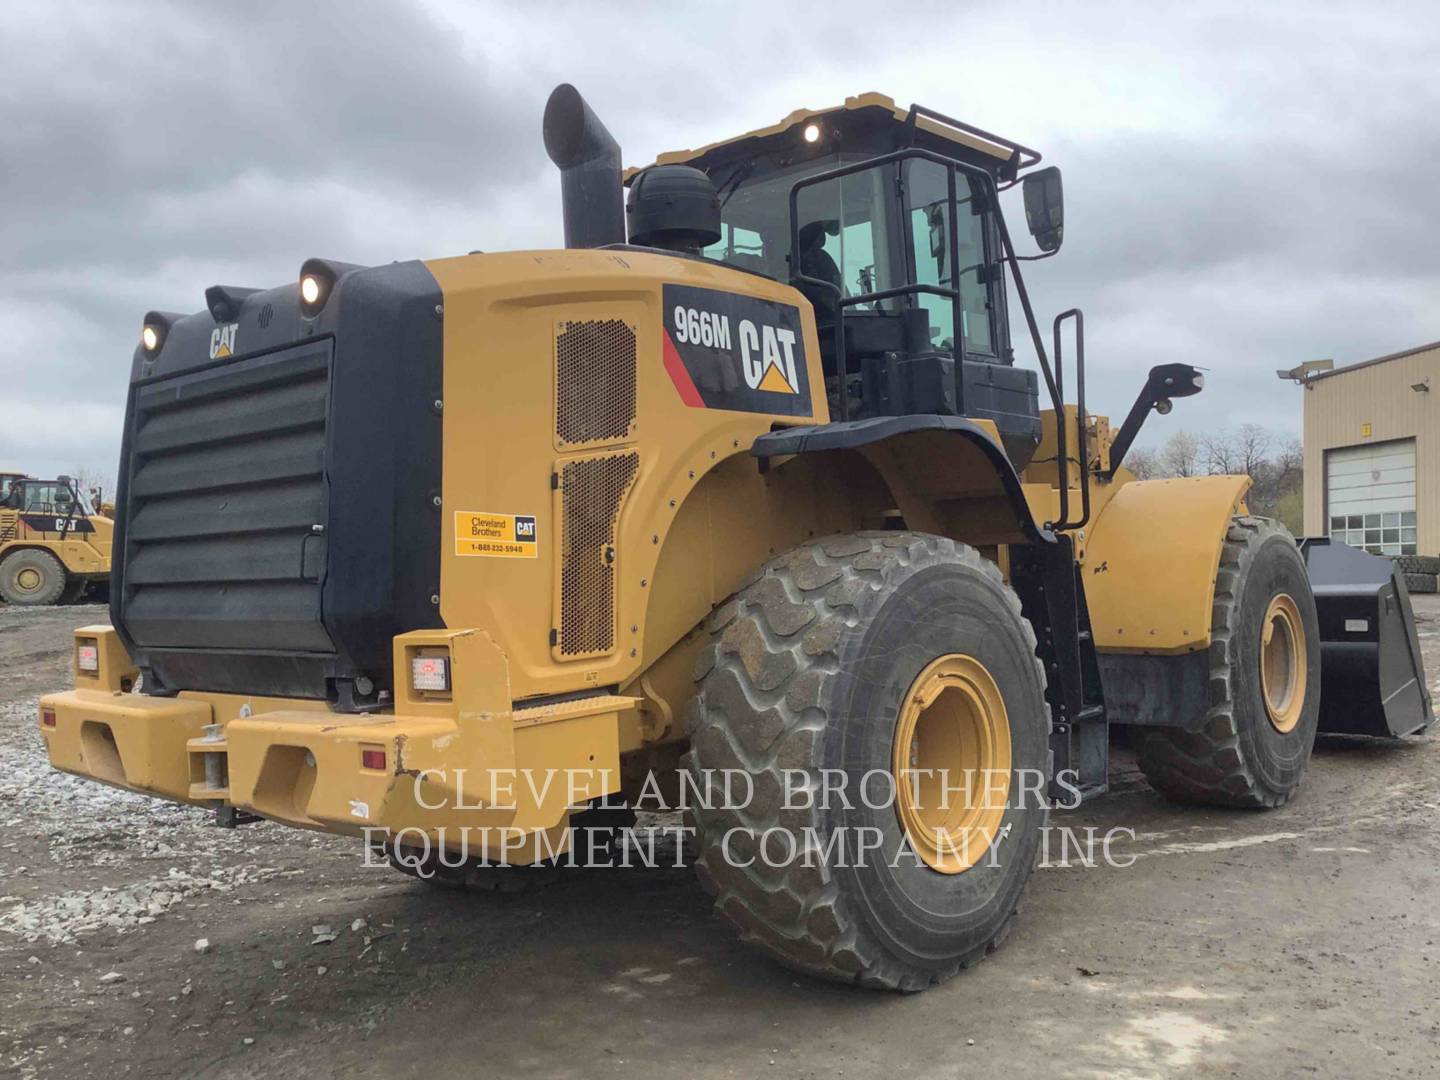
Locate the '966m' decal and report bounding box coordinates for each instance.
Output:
[661,284,811,417]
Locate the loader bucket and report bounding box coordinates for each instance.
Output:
[1300,539,1434,738]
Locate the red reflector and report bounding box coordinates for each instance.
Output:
[42,709,57,728]
[361,748,386,770]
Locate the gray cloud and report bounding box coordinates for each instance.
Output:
[3,0,1438,482]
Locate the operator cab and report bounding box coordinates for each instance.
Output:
[2,477,91,516]
[630,94,1062,465]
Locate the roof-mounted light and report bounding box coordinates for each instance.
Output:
[140,310,181,358]
[803,123,822,144]
[297,258,364,318]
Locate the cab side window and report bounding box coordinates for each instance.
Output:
[21,483,72,514]
[703,223,766,274]
[794,162,896,310]
[905,159,994,356]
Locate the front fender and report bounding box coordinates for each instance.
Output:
[1083,474,1251,654]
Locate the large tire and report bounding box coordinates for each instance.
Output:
[685,532,1049,991]
[0,549,68,606]
[1395,554,1440,575]
[1138,517,1321,808]
[1402,572,1437,595]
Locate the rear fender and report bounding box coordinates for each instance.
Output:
[752,415,1046,546]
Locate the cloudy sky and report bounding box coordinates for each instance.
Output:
[4,1,1437,484]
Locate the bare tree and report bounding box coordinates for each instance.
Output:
[1246,435,1303,521]
[1159,430,1201,477]
[1200,423,1272,478]
[1124,446,1161,480]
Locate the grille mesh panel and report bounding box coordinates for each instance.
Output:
[555,319,637,447]
[559,452,639,657]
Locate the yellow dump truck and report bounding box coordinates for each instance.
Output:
[40,86,1431,990]
[1,473,112,604]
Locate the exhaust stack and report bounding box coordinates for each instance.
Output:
[543,84,626,249]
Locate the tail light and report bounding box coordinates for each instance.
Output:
[410,654,451,692]
[77,640,99,672]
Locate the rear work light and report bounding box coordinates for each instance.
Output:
[411,654,450,692]
[77,641,99,672]
[41,708,56,728]
[360,745,387,771]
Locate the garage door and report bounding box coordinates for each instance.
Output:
[1326,439,1417,556]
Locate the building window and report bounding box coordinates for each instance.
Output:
[1329,510,1417,556]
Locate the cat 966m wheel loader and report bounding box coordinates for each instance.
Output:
[40,85,1432,990]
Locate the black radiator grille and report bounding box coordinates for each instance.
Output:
[120,341,334,653]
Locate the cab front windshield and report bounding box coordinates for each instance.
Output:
[6,481,92,516]
[702,154,996,356]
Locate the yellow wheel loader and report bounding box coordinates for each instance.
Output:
[40,86,1432,990]
[1,474,113,605]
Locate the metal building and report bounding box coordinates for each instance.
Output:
[1302,341,1439,556]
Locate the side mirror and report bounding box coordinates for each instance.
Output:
[1022,166,1064,253]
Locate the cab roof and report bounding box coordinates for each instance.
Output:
[626,92,1039,180]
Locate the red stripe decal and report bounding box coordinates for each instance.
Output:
[662,328,705,408]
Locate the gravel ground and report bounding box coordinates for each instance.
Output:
[1,599,1438,1079]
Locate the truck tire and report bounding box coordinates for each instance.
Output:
[1402,572,1437,595]
[0,549,68,606]
[1138,517,1321,808]
[684,532,1049,991]
[1395,554,1440,576]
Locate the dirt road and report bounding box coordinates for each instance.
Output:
[2,601,1438,1078]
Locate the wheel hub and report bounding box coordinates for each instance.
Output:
[15,567,42,592]
[892,654,1012,874]
[1260,593,1306,734]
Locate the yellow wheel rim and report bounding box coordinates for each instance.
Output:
[1260,593,1306,734]
[15,567,42,592]
[892,654,1012,874]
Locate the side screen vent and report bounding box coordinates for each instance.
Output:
[557,451,639,657]
[555,319,637,447]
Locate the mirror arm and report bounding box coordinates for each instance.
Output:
[1105,364,1206,479]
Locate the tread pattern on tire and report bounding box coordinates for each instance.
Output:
[1395,554,1440,576]
[1401,572,1438,595]
[1138,516,1302,809]
[683,531,1047,991]
[0,548,67,606]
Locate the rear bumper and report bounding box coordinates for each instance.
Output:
[39,627,632,861]
[42,690,212,803]
[40,689,452,830]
